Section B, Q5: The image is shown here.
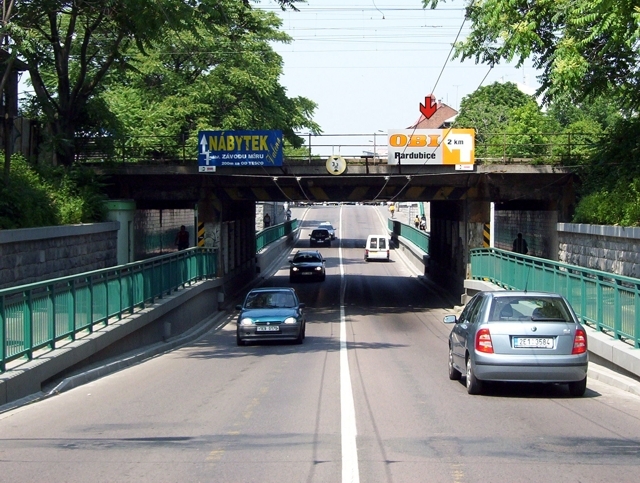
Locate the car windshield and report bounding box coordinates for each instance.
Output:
[489,297,570,322]
[312,230,327,236]
[245,291,296,309]
[293,253,321,263]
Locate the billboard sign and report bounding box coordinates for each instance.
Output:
[387,128,475,166]
[198,130,283,171]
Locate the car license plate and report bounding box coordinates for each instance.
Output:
[513,337,554,348]
[257,326,280,332]
[301,272,313,276]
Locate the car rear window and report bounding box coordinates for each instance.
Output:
[490,297,570,322]
[294,253,320,262]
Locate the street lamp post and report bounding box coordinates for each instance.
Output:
[373,130,384,164]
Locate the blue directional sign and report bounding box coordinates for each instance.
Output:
[198,130,283,172]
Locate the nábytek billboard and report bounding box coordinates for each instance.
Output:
[387,129,475,165]
[198,130,283,171]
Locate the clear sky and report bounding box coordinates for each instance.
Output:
[266,0,540,140]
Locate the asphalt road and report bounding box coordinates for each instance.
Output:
[0,205,639,482]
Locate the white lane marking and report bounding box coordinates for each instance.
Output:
[339,206,360,483]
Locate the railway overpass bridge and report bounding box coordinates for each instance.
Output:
[95,158,577,295]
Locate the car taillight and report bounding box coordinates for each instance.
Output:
[475,328,494,353]
[572,329,587,354]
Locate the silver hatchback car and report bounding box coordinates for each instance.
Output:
[443,291,588,396]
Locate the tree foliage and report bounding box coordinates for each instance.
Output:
[455,82,552,161]
[8,0,307,166]
[100,9,319,159]
[455,81,534,133]
[0,154,106,228]
[425,0,640,111]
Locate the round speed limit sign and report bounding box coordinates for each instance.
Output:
[326,155,347,175]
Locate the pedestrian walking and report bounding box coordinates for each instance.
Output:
[175,225,189,250]
[263,212,271,227]
[512,233,529,255]
[414,215,420,228]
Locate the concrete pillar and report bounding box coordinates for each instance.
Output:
[105,199,136,265]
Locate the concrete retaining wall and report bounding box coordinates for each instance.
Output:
[0,223,119,290]
[558,223,640,277]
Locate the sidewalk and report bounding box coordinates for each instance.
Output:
[377,204,419,228]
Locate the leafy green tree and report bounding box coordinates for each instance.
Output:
[455,81,534,131]
[101,11,319,160]
[424,0,640,111]
[0,154,106,229]
[9,0,305,166]
[0,155,56,228]
[503,102,560,162]
[0,154,105,228]
[454,81,538,160]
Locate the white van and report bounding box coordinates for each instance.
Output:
[364,234,390,261]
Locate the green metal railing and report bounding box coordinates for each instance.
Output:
[0,248,218,373]
[470,247,640,349]
[388,219,430,254]
[256,219,299,252]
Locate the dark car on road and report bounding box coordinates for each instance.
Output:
[236,287,306,346]
[309,228,331,247]
[443,291,588,396]
[289,250,326,282]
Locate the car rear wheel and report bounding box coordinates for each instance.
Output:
[568,377,587,397]
[448,347,461,380]
[466,357,483,395]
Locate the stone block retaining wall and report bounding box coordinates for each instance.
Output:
[0,223,119,289]
[558,223,640,278]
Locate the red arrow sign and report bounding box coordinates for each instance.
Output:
[419,94,438,119]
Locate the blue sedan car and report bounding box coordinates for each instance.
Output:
[236,287,306,346]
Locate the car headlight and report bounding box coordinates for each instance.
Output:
[284,317,298,324]
[292,267,299,272]
[240,318,254,326]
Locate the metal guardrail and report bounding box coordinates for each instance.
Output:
[388,219,430,254]
[74,132,595,165]
[470,247,640,349]
[0,248,218,373]
[256,219,299,252]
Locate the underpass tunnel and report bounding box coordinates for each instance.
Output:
[102,164,578,302]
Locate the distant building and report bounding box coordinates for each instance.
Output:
[408,101,458,130]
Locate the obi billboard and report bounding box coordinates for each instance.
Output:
[387,129,475,166]
[198,130,283,171]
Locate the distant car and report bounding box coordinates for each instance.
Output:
[289,250,326,282]
[235,287,306,346]
[364,234,390,261]
[443,291,588,396]
[309,228,331,247]
[318,222,336,239]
